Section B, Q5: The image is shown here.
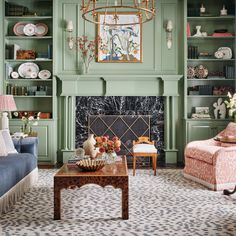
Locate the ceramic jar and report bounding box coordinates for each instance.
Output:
[83,134,98,158]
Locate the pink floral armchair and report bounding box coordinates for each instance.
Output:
[183,122,236,191]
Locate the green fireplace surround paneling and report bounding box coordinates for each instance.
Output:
[57,74,182,164]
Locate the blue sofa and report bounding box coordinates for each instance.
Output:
[0,137,38,214]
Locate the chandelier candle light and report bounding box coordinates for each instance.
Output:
[81,0,155,26]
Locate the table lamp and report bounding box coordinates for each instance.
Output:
[0,95,17,130]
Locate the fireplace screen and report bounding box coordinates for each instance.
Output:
[88,115,150,156]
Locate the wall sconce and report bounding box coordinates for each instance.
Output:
[166,20,173,50]
[66,20,74,50]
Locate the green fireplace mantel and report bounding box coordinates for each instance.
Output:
[57,74,182,97]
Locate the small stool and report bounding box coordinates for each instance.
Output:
[132,136,158,176]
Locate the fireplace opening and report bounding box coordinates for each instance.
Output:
[75,96,164,166]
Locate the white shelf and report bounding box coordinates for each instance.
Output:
[6,79,52,82]
[187,59,235,61]
[5,59,52,62]
[5,16,52,20]
[188,95,228,98]
[188,36,235,39]
[5,36,52,39]
[13,96,53,98]
[187,78,234,81]
[187,16,235,20]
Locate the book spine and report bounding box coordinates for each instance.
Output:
[48,44,52,59]
[188,46,191,59]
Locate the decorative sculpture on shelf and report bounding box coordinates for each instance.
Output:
[193,25,202,37]
[213,98,226,119]
[200,3,206,14]
[220,5,227,16]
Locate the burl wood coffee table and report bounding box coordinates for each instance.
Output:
[54,156,129,220]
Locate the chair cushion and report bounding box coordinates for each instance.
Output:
[133,144,157,153]
[185,142,223,164]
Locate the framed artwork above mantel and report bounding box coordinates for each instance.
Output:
[97,12,142,63]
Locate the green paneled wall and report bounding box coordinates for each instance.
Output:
[56,0,180,76]
[55,0,184,164]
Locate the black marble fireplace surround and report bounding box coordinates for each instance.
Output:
[75,96,164,166]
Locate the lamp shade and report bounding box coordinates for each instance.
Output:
[66,20,73,32]
[0,95,17,111]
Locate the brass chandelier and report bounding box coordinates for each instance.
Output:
[81,0,156,26]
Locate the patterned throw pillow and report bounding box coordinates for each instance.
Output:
[221,122,236,136]
[219,122,236,147]
[0,131,8,156]
[0,130,17,154]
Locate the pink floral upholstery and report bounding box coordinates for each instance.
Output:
[185,140,222,164]
[183,122,236,190]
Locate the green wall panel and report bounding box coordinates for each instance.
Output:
[161,2,178,73]
[55,0,179,76]
[9,120,57,163]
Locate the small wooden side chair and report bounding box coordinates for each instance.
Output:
[132,136,158,176]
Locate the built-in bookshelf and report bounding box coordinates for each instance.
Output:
[2,0,57,163]
[3,0,54,118]
[185,0,236,120]
[184,0,236,142]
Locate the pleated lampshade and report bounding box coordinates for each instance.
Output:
[0,95,17,112]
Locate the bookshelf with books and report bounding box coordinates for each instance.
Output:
[184,0,236,143]
[1,0,57,163]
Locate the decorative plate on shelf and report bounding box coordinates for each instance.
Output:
[30,72,38,79]
[187,66,195,79]
[11,71,19,79]
[217,47,232,59]
[35,23,48,36]
[18,63,39,78]
[76,159,106,172]
[195,65,208,79]
[23,23,36,36]
[38,70,51,79]
[13,22,26,36]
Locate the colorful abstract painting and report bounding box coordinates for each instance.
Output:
[97,13,142,63]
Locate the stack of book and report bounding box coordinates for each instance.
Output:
[224,65,234,79]
[67,156,89,164]
[188,46,198,59]
[5,3,28,16]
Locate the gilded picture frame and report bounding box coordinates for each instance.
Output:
[97,12,142,63]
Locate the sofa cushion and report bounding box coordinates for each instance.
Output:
[1,130,17,154]
[13,137,38,158]
[185,141,223,164]
[0,131,7,156]
[0,153,37,197]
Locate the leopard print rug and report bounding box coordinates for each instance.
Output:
[1,169,236,236]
